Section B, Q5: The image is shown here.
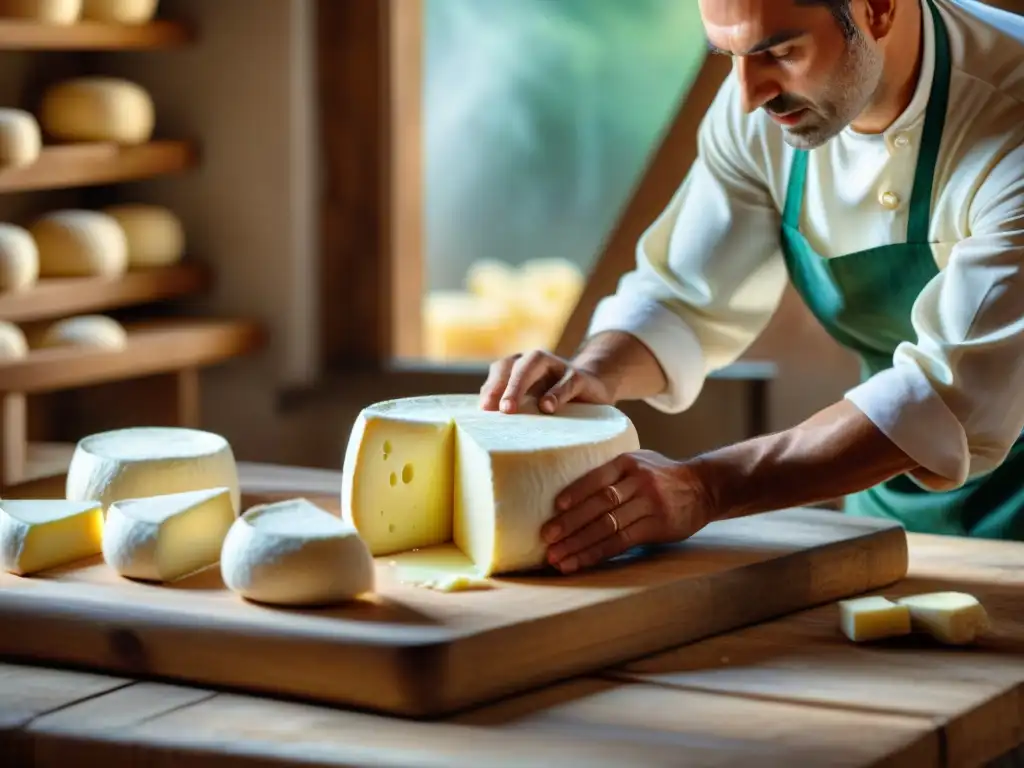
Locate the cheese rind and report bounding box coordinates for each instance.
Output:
[31,210,128,278]
[102,203,185,268]
[66,427,241,515]
[0,109,42,169]
[341,394,640,576]
[0,499,103,576]
[220,498,375,606]
[40,77,155,145]
[102,487,235,582]
[0,321,28,358]
[895,591,990,645]
[837,595,912,642]
[0,223,40,292]
[35,314,128,351]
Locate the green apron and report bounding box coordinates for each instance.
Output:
[779,0,1024,541]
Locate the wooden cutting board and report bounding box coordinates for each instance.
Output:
[0,488,907,719]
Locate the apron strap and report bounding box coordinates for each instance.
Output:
[782,149,808,228]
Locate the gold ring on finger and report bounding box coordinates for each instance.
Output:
[605,483,623,507]
[606,510,620,534]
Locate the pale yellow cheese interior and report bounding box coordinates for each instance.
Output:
[0,500,104,576]
[837,595,911,642]
[895,591,990,645]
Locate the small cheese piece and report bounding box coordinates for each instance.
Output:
[837,595,912,642]
[40,77,155,145]
[34,314,128,351]
[31,210,128,278]
[895,592,991,645]
[0,321,28,358]
[0,0,82,23]
[0,499,103,576]
[103,487,235,582]
[341,394,640,576]
[221,498,375,606]
[0,224,39,292]
[66,427,241,514]
[0,109,42,169]
[80,0,157,23]
[414,573,493,593]
[101,203,185,267]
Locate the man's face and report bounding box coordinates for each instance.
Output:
[700,0,885,148]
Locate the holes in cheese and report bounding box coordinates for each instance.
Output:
[40,77,155,145]
[0,109,42,170]
[220,497,375,606]
[103,487,235,583]
[341,394,640,576]
[80,0,158,24]
[31,210,129,278]
[0,321,28,358]
[33,314,128,351]
[837,595,911,642]
[895,592,991,645]
[101,203,185,268]
[66,427,241,515]
[0,499,103,576]
[0,223,39,292]
[0,0,82,23]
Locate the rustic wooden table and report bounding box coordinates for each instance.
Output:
[2,465,1022,768]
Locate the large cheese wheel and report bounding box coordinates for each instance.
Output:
[0,109,42,169]
[0,224,39,292]
[31,210,128,277]
[80,0,157,23]
[40,77,155,145]
[66,427,241,514]
[34,314,128,351]
[0,0,82,23]
[341,394,640,576]
[102,203,184,267]
[0,321,28,359]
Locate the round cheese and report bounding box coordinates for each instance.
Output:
[40,77,155,145]
[80,0,157,23]
[31,210,128,278]
[221,498,375,606]
[34,314,128,351]
[0,321,28,359]
[0,109,42,169]
[102,203,184,267]
[0,224,39,292]
[0,0,82,24]
[66,427,241,514]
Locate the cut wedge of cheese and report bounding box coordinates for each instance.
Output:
[342,394,640,576]
[103,487,235,582]
[0,499,103,576]
[66,426,240,514]
[895,591,991,645]
[221,498,375,606]
[837,595,911,642]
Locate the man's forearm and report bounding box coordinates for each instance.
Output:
[572,331,668,403]
[692,399,922,521]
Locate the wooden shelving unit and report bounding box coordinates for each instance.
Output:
[0,13,266,490]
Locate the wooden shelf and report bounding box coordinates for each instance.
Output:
[0,318,266,394]
[0,20,191,50]
[0,140,197,194]
[0,263,210,323]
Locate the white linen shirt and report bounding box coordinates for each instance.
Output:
[585,0,1024,490]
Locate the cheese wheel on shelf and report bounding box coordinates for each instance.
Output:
[66,426,241,514]
[0,109,42,169]
[102,203,185,267]
[30,210,128,277]
[221,497,375,606]
[341,394,640,576]
[40,77,155,145]
[0,321,28,358]
[0,224,39,292]
[0,0,82,23]
[0,499,103,576]
[33,314,128,351]
[103,487,235,583]
[80,0,157,24]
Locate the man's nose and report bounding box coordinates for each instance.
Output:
[735,56,780,114]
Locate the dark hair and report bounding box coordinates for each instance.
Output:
[797,0,857,39]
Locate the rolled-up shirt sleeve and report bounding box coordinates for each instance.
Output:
[585,76,787,414]
[845,139,1024,489]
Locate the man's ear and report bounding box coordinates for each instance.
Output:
[860,0,898,41]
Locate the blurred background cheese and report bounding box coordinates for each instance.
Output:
[0,321,28,358]
[0,0,82,23]
[0,109,42,169]
[0,499,103,576]
[0,223,39,291]
[31,209,128,277]
[33,314,128,350]
[40,77,155,145]
[102,203,185,267]
[80,0,157,24]
[423,290,513,362]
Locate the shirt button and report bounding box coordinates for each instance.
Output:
[879,191,901,210]
[893,133,910,149]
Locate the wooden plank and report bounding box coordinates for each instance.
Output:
[0,264,210,323]
[608,534,1024,768]
[0,504,907,718]
[0,141,197,194]
[0,20,191,50]
[24,677,940,768]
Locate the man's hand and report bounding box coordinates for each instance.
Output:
[541,450,715,574]
[479,349,614,414]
